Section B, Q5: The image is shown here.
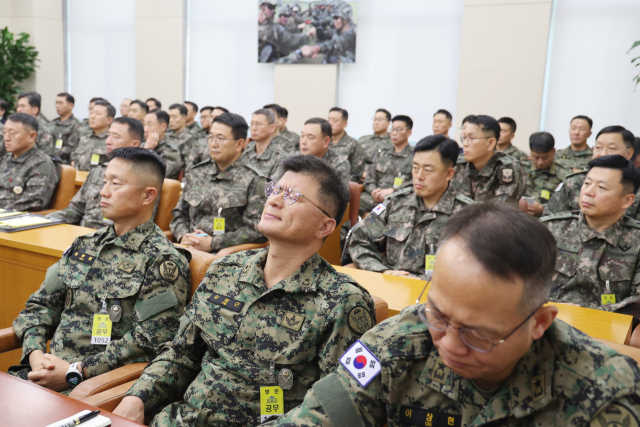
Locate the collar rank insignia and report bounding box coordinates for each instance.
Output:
[620,243,632,252]
[208,293,244,313]
[531,373,545,401]
[118,260,136,273]
[70,251,95,265]
[429,358,450,385]
[281,311,305,332]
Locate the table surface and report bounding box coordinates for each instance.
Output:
[0,372,143,426]
[0,223,94,258]
[75,170,89,187]
[335,266,634,345]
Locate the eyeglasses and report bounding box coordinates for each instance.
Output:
[390,127,406,134]
[372,117,388,123]
[265,181,332,218]
[208,135,236,144]
[417,302,544,353]
[461,136,489,143]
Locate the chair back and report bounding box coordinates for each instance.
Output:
[187,248,217,298]
[371,295,388,324]
[348,182,360,226]
[318,202,350,265]
[41,165,76,212]
[155,178,181,232]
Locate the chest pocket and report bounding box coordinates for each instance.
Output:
[190,295,240,352]
[598,249,637,295]
[555,241,581,278]
[384,212,413,242]
[254,319,317,365]
[1,172,26,190]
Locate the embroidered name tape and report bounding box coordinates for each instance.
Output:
[208,293,244,313]
[399,406,461,427]
[339,340,381,387]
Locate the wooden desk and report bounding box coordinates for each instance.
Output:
[75,170,89,194]
[335,266,633,345]
[0,372,143,426]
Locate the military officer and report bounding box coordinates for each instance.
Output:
[0,113,58,211]
[187,106,228,169]
[544,126,636,217]
[9,147,191,394]
[432,109,453,138]
[328,107,363,182]
[264,103,299,150]
[360,115,414,214]
[114,154,376,426]
[306,2,356,63]
[521,131,571,217]
[47,117,143,229]
[170,113,268,253]
[128,99,149,123]
[168,103,196,165]
[76,97,106,139]
[146,98,161,111]
[451,115,526,204]
[120,98,131,117]
[142,110,184,179]
[183,101,204,139]
[358,109,392,177]
[555,115,594,172]
[298,118,350,182]
[350,135,473,279]
[497,117,528,163]
[244,109,290,180]
[14,92,56,158]
[266,202,640,427]
[49,92,80,165]
[71,100,114,171]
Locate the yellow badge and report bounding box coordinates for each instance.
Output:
[91,313,112,345]
[348,306,373,334]
[260,386,284,423]
[213,217,225,235]
[393,177,403,188]
[429,358,449,384]
[425,255,436,274]
[541,190,551,200]
[281,311,305,332]
[591,403,640,427]
[13,186,23,195]
[91,153,101,165]
[601,294,616,305]
[159,260,179,281]
[55,139,63,149]
[530,373,545,401]
[118,260,136,273]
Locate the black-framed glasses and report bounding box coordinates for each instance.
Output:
[265,181,332,218]
[417,302,544,353]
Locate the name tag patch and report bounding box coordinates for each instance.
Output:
[339,340,381,387]
[399,406,461,427]
[208,293,244,313]
[70,251,96,265]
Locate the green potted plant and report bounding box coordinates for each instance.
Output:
[0,27,39,117]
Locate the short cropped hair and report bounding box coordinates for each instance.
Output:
[440,203,557,315]
[529,132,555,153]
[414,135,459,167]
[278,154,349,223]
[632,137,640,162]
[148,110,170,126]
[434,109,452,121]
[498,117,517,133]
[90,97,106,104]
[110,147,166,188]
[305,117,332,139]
[113,117,144,142]
[263,104,286,119]
[214,106,230,114]
[169,103,188,116]
[200,106,215,114]
[392,115,413,130]
[466,115,500,141]
[146,98,161,109]
[253,108,276,125]
[461,115,474,125]
[7,112,38,133]
[329,107,348,120]
[94,100,116,118]
[571,115,593,129]
[596,125,635,149]
[184,101,198,113]
[18,92,40,110]
[213,112,249,140]
[57,92,75,104]
[588,155,640,195]
[0,98,8,113]
[130,99,149,114]
[281,106,289,119]
[376,108,391,121]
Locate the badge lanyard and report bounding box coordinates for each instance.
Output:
[55,133,63,149]
[601,280,616,305]
[425,244,436,277]
[213,207,225,235]
[91,295,112,345]
[260,360,293,423]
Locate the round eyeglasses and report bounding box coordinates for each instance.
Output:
[265,181,331,218]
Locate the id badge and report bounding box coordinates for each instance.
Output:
[601,294,616,305]
[55,139,63,149]
[260,386,284,423]
[541,190,551,200]
[213,217,225,235]
[91,313,112,345]
[425,255,436,276]
[393,177,403,189]
[91,153,101,165]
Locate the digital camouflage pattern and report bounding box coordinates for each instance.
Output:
[451,151,526,204]
[264,306,640,427]
[555,145,592,171]
[500,143,529,163]
[186,136,209,171]
[10,219,191,393]
[332,132,364,182]
[71,130,109,171]
[125,248,376,427]
[49,115,81,165]
[280,128,300,150]
[172,129,195,168]
[524,161,571,206]
[361,144,414,213]
[242,139,291,180]
[170,159,268,251]
[358,133,392,168]
[322,149,351,183]
[0,146,58,211]
[350,186,474,279]
[143,135,184,180]
[543,212,640,311]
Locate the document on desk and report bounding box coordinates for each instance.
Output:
[0,216,53,227]
[45,410,111,427]
[0,210,26,218]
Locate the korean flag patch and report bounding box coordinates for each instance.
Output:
[339,340,381,387]
[372,203,386,215]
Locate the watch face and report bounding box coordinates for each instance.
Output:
[66,371,82,386]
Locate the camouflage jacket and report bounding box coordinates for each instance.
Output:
[186,122,204,139]
[144,135,184,180]
[524,161,571,206]
[322,148,351,182]
[12,219,191,385]
[265,307,640,427]
[318,23,356,62]
[555,145,592,171]
[272,133,297,153]
[543,211,640,312]
[500,143,529,163]
[361,144,414,213]
[78,118,92,138]
[170,159,268,251]
[451,151,526,204]
[36,122,57,159]
[172,129,195,167]
[71,130,109,171]
[186,136,209,171]
[0,146,58,211]
[242,139,290,180]
[350,186,474,278]
[280,127,300,150]
[358,133,392,167]
[332,132,364,182]
[260,19,310,56]
[49,115,81,165]
[125,248,376,426]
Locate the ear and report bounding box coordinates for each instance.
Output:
[141,186,159,207]
[323,136,332,149]
[269,123,277,134]
[132,140,141,148]
[444,167,455,182]
[107,117,114,125]
[160,122,168,132]
[487,137,497,151]
[235,138,246,153]
[622,192,635,210]
[530,304,558,340]
[315,217,336,240]
[550,148,556,156]
[626,147,634,161]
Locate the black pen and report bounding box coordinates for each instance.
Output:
[60,410,100,427]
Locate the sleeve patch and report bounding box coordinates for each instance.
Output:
[339,340,381,387]
[372,204,386,215]
[135,290,178,321]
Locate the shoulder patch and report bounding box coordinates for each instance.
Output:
[540,211,578,222]
[372,204,386,215]
[243,163,267,178]
[339,340,381,387]
[159,260,179,281]
[624,217,640,230]
[590,403,640,427]
[501,168,514,183]
[454,193,475,205]
[348,306,374,334]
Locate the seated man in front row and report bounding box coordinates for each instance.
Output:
[350,135,473,279]
[9,147,191,394]
[543,155,640,313]
[265,203,640,427]
[170,112,268,253]
[114,155,376,426]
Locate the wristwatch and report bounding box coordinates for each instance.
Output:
[65,361,85,387]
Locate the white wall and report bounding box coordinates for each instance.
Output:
[339,0,464,141]
[68,0,136,119]
[543,0,640,148]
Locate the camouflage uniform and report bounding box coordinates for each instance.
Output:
[49,115,81,165]
[9,219,191,394]
[37,112,49,125]
[273,133,297,153]
[124,248,376,427]
[358,133,392,168]
[172,129,195,167]
[264,308,640,427]
[555,145,592,171]
[242,139,290,180]
[361,145,414,214]
[317,23,356,63]
[524,161,571,206]
[143,136,184,180]
[451,151,526,204]
[186,136,209,171]
[280,127,300,150]
[71,130,109,171]
[35,121,56,159]
[170,159,268,251]
[332,132,364,182]
[0,146,58,211]
[186,122,203,139]
[500,143,528,163]
[543,211,640,312]
[350,186,474,279]
[259,17,310,58]
[78,118,92,138]
[0,122,4,158]
[322,149,351,182]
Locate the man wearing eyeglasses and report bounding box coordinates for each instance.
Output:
[451,115,526,204]
[170,112,268,253]
[114,155,376,426]
[264,203,640,427]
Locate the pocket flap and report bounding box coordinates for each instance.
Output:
[135,290,178,321]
